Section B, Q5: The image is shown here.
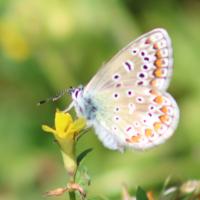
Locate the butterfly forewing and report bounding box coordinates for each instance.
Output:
[85,28,173,93]
[82,28,179,151]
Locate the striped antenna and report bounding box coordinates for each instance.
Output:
[37,88,70,106]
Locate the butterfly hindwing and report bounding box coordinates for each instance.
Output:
[93,87,179,150]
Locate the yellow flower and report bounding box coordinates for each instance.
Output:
[42,109,86,179]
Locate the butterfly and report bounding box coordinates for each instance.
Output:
[67,28,179,151]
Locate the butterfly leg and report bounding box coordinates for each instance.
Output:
[63,102,74,113]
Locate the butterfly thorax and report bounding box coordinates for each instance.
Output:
[70,86,98,122]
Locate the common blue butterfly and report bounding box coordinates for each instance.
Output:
[67,28,179,151]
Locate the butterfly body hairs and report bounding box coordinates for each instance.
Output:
[69,28,179,151]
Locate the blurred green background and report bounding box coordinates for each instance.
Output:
[0,0,200,199]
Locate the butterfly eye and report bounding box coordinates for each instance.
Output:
[74,90,79,98]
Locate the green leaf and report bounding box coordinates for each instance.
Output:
[136,186,148,200]
[77,148,93,166]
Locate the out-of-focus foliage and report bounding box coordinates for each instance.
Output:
[0,0,200,199]
[121,180,200,200]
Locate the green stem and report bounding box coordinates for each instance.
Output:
[69,191,76,200]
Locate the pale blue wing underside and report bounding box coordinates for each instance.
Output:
[81,28,179,151]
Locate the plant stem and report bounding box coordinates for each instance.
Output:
[69,191,76,200]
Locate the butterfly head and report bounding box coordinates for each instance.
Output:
[69,85,98,122]
[69,85,86,117]
[68,85,84,101]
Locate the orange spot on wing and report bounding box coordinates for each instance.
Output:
[131,135,141,143]
[150,79,157,87]
[159,115,170,123]
[145,38,151,44]
[149,89,159,95]
[155,50,162,58]
[154,96,163,104]
[153,43,159,49]
[145,128,153,137]
[154,59,162,68]
[160,106,168,113]
[154,69,164,78]
[153,122,162,132]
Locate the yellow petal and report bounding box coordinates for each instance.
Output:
[68,118,86,135]
[42,125,56,134]
[55,110,73,132]
[55,130,68,139]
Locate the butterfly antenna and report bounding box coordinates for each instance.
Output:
[37,88,69,106]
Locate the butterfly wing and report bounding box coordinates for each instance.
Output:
[92,87,179,151]
[85,28,173,93]
[83,28,179,151]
